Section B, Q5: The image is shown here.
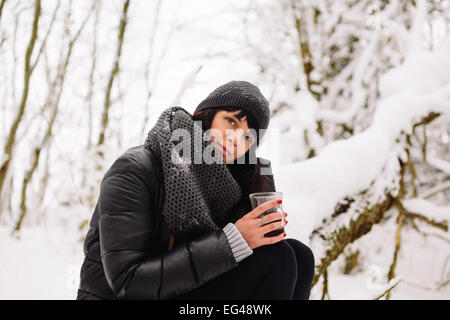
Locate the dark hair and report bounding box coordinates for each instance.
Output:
[192,106,268,197]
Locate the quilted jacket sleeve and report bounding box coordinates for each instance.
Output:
[97,155,238,300]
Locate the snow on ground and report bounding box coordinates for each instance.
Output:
[0,225,83,300]
[325,272,450,300]
[314,213,450,300]
[1,221,448,299]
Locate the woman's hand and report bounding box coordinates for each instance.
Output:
[234,199,288,250]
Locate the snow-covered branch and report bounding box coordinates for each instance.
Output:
[427,155,450,175]
[402,198,449,228]
[275,36,450,296]
[420,181,450,200]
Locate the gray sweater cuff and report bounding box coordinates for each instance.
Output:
[223,223,253,263]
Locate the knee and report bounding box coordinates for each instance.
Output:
[258,240,298,276]
[244,241,299,299]
[286,239,315,273]
[302,243,315,270]
[275,240,298,265]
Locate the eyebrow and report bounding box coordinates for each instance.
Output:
[229,114,242,123]
[227,113,255,140]
[230,112,243,122]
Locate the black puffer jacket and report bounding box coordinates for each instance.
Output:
[76,144,275,300]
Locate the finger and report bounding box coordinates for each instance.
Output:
[248,198,282,219]
[263,232,286,245]
[259,211,287,226]
[260,219,284,234]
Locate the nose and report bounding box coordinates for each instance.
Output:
[227,130,246,149]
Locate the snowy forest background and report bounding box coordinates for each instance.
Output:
[0,0,449,299]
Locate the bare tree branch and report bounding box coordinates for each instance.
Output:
[85,0,101,150]
[14,0,94,232]
[29,0,61,73]
[0,0,41,205]
[97,0,130,148]
[374,279,402,300]
[140,0,162,138]
[386,200,405,299]
[290,0,321,100]
[0,0,6,23]
[421,181,450,199]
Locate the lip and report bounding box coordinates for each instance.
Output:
[218,143,231,156]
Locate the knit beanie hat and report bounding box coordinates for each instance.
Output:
[194,80,271,142]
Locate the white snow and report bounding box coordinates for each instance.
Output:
[0,0,448,300]
[402,198,450,223]
[0,225,83,300]
[427,155,450,175]
[273,37,450,244]
[270,34,450,299]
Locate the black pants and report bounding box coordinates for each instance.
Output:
[174,238,315,300]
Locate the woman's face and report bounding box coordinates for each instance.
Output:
[209,110,256,163]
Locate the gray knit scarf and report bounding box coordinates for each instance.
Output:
[144,106,242,242]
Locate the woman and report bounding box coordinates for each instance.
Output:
[76,80,315,300]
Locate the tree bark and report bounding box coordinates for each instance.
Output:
[312,190,396,287]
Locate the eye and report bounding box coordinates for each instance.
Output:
[226,117,236,126]
[245,134,254,143]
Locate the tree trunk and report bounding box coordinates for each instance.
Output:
[0,0,41,208]
[13,1,93,232]
[97,0,130,148]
